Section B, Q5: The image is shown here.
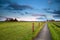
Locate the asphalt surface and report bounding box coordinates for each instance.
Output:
[34,23,51,40]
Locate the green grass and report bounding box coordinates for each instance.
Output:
[48,22,60,40]
[0,22,44,40]
[53,22,60,26]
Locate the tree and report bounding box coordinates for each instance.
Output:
[5,18,18,22]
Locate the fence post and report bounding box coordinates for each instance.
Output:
[32,22,34,32]
[38,22,40,27]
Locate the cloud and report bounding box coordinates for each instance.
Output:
[44,8,60,15]
[52,10,60,18]
[43,8,54,13]
[0,0,11,4]
[53,10,60,14]
[54,0,60,3]
[44,8,60,19]
[0,0,33,10]
[7,3,33,10]
[36,18,45,19]
[53,14,60,18]
[0,4,33,10]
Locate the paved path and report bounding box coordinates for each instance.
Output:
[34,23,51,40]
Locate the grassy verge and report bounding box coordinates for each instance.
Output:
[48,22,60,40]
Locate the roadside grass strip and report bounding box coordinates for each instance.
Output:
[48,22,60,40]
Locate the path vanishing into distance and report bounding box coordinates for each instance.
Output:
[34,23,51,40]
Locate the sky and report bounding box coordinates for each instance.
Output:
[0,0,60,21]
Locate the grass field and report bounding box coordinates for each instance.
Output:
[0,21,44,40]
[48,21,60,40]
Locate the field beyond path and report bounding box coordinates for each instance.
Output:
[34,23,51,40]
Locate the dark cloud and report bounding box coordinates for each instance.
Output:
[0,0,11,4]
[44,8,60,19]
[0,0,33,10]
[25,12,29,14]
[44,8,60,14]
[52,10,60,18]
[0,0,11,9]
[53,15,60,19]
[53,10,60,18]
[37,18,45,19]
[53,10,60,14]
[44,0,60,14]
[7,3,33,10]
[54,0,60,3]
[43,8,54,13]
[0,4,33,10]
[54,15,60,17]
